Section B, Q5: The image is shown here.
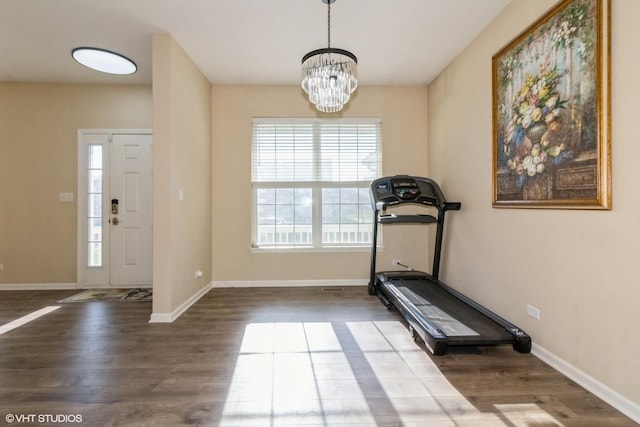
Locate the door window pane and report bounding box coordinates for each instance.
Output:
[87,144,103,267]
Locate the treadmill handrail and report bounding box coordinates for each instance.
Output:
[377,213,438,225]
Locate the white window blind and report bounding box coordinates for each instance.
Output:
[252,118,381,249]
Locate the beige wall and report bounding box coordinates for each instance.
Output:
[428,0,640,406]
[0,83,151,284]
[211,85,431,283]
[152,34,212,316]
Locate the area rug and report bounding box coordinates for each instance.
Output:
[58,288,152,303]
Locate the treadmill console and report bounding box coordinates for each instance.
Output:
[371,176,443,209]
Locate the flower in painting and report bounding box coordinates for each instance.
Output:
[502,59,568,181]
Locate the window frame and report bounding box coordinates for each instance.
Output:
[251,118,381,252]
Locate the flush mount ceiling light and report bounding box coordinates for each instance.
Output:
[301,0,357,113]
[72,47,137,75]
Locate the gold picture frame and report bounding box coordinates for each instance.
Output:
[492,0,611,209]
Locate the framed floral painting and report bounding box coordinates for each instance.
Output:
[492,0,611,209]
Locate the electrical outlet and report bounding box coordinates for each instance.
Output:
[195,270,203,279]
[392,259,401,267]
[526,304,541,320]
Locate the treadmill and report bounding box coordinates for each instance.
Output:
[369,175,531,355]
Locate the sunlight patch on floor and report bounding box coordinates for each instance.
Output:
[0,306,60,335]
[219,320,559,426]
[495,403,564,426]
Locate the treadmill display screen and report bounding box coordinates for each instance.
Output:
[392,179,420,200]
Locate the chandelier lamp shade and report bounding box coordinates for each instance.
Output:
[301,0,358,113]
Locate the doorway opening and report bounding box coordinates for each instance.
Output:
[77,129,152,288]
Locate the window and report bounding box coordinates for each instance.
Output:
[87,144,103,266]
[252,118,381,250]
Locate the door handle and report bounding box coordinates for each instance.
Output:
[112,217,120,226]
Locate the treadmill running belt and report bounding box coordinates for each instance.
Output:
[384,278,514,341]
[397,286,478,336]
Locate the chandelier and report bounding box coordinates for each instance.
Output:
[301,0,358,113]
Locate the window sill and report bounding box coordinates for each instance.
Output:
[251,246,382,254]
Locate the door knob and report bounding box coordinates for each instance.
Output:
[112,217,120,225]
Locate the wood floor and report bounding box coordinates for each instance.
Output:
[0,287,636,426]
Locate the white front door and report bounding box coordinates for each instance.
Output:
[108,134,153,286]
[77,130,153,288]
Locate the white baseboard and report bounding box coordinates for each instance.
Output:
[212,279,367,288]
[0,283,78,291]
[532,343,640,424]
[148,282,212,323]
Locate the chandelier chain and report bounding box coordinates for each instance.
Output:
[327,0,331,48]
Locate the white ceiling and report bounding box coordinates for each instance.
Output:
[0,0,510,86]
